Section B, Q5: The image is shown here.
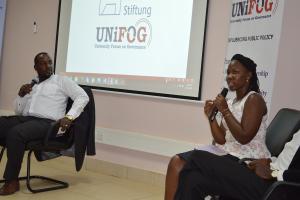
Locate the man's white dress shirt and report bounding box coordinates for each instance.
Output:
[14,75,89,121]
[270,129,300,180]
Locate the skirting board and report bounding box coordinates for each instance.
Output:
[95,127,199,157]
[0,109,200,157]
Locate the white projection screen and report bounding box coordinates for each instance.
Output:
[0,0,6,61]
[55,0,208,100]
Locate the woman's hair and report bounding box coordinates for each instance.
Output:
[231,54,260,93]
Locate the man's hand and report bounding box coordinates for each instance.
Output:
[59,117,73,132]
[248,158,273,180]
[18,84,33,97]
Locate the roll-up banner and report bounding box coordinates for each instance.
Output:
[224,0,285,110]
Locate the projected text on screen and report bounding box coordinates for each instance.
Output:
[55,0,208,100]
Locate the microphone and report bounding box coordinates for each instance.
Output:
[30,78,39,86]
[209,88,229,121]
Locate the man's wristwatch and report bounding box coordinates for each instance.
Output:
[271,169,279,179]
[65,115,74,121]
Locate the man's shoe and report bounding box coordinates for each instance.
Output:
[0,180,20,195]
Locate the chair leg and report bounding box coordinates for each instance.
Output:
[0,150,69,193]
[24,150,69,193]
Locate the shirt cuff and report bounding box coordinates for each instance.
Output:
[66,110,78,120]
[270,156,277,162]
[277,170,284,181]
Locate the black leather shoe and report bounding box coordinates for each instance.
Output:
[0,180,20,195]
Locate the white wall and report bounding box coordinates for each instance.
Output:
[0,0,58,102]
[0,0,299,174]
[269,0,300,117]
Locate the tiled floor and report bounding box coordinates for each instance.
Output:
[0,155,164,200]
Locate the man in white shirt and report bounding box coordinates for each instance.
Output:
[0,52,89,195]
[174,129,300,200]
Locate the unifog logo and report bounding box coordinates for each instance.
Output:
[96,18,152,47]
[232,0,279,17]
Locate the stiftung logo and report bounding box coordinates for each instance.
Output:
[232,0,279,17]
[99,0,122,16]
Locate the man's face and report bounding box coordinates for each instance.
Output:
[34,54,53,81]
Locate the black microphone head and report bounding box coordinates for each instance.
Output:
[220,88,228,97]
[31,78,38,86]
[209,88,229,122]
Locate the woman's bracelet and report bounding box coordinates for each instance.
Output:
[222,108,231,118]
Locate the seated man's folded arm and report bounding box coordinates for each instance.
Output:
[61,77,89,120]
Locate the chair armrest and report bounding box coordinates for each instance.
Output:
[263,181,300,200]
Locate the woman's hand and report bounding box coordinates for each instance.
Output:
[204,100,214,118]
[214,94,229,114]
[205,99,227,144]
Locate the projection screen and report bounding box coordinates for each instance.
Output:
[55,0,208,100]
[0,0,6,61]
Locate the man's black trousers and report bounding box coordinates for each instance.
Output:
[0,116,53,180]
[175,150,274,200]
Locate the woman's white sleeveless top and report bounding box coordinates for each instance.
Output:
[216,91,271,159]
